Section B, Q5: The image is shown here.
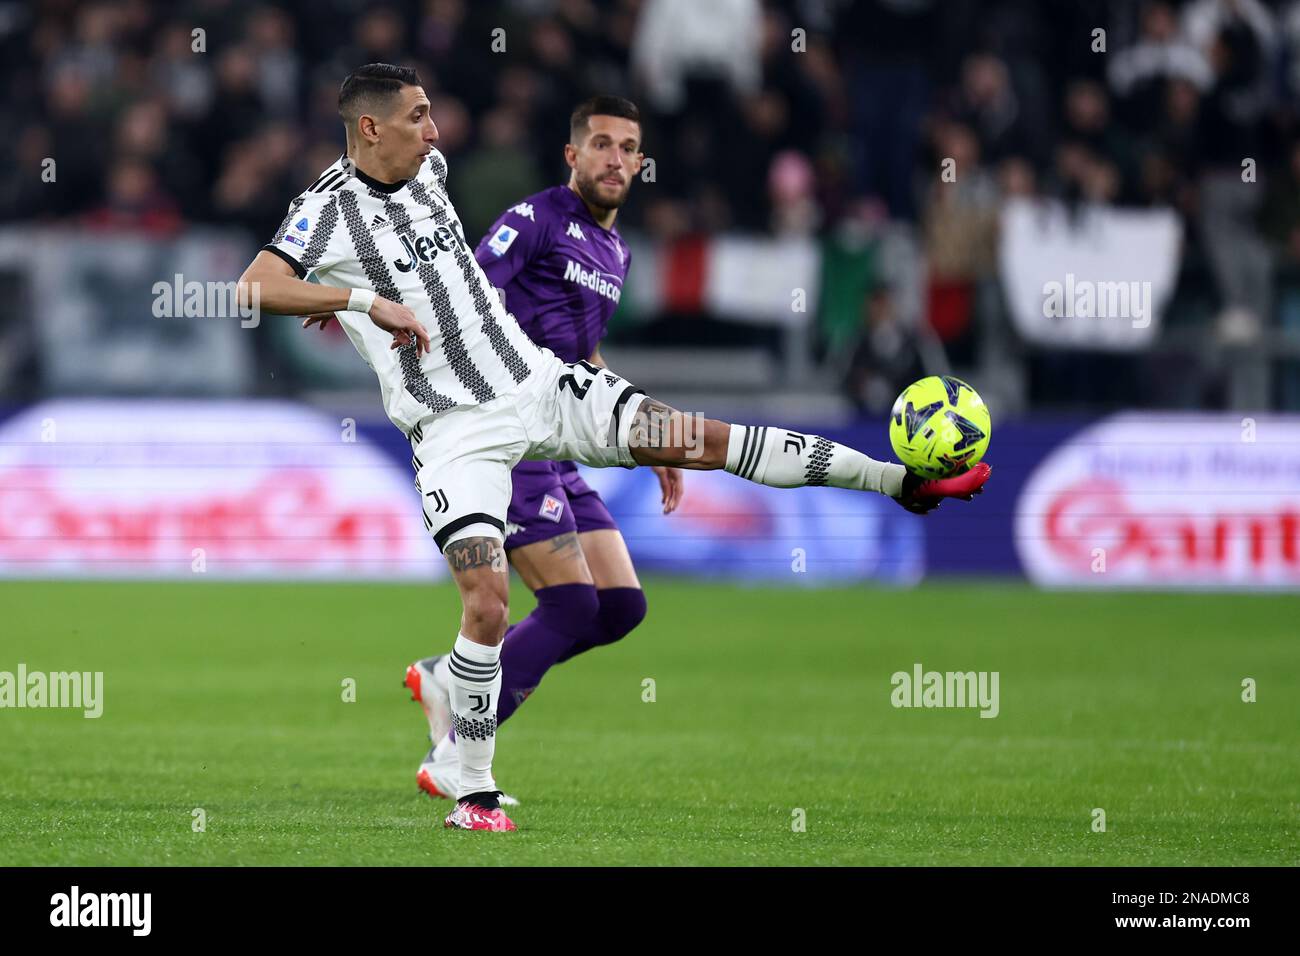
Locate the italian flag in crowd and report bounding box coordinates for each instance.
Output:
[618,234,823,331]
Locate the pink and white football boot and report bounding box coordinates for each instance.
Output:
[444,793,517,832]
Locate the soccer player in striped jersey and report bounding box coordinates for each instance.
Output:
[240,63,990,832]
[397,97,669,802]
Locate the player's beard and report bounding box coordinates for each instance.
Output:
[573,167,630,211]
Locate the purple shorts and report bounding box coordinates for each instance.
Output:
[504,459,618,550]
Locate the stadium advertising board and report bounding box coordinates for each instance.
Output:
[0,401,442,580]
[1016,414,1300,588]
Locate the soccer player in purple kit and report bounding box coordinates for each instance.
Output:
[400,96,676,801]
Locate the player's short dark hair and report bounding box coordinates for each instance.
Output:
[338,63,422,127]
[569,95,641,145]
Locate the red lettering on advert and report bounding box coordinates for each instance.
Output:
[1044,479,1300,577]
[0,469,408,566]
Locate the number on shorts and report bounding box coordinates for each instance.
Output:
[558,360,601,400]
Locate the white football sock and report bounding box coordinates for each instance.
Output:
[446,633,501,798]
[724,424,906,497]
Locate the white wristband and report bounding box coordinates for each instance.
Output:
[347,288,376,314]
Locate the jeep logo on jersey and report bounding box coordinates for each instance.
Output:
[393,224,466,273]
[562,259,621,303]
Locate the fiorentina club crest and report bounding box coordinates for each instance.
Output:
[539,494,565,522]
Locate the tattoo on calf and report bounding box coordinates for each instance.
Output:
[446,536,506,573]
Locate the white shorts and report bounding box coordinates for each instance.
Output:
[407,355,647,551]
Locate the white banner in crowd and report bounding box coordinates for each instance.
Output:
[704,236,821,326]
[1016,414,1300,588]
[0,401,442,580]
[998,199,1182,351]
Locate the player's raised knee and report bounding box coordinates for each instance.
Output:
[597,586,647,643]
[535,582,601,638]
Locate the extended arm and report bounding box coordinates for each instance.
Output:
[238,251,431,352]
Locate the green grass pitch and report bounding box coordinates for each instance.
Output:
[0,579,1295,866]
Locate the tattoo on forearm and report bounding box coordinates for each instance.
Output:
[627,400,706,459]
[629,398,678,450]
[445,536,503,572]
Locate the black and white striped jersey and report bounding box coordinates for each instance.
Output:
[263,148,546,429]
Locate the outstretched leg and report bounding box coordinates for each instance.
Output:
[624,397,989,511]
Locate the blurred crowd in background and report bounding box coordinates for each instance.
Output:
[3,0,1300,415]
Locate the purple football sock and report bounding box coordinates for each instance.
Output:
[555,587,647,664]
[496,583,599,725]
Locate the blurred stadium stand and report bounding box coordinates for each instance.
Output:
[2,0,1300,422]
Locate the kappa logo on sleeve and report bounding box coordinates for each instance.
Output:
[488,224,519,257]
[508,202,535,221]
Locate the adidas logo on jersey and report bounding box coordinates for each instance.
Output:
[604,372,617,387]
[509,202,535,221]
[566,221,586,241]
[371,214,388,229]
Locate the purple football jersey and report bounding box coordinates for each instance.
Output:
[474,185,630,364]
